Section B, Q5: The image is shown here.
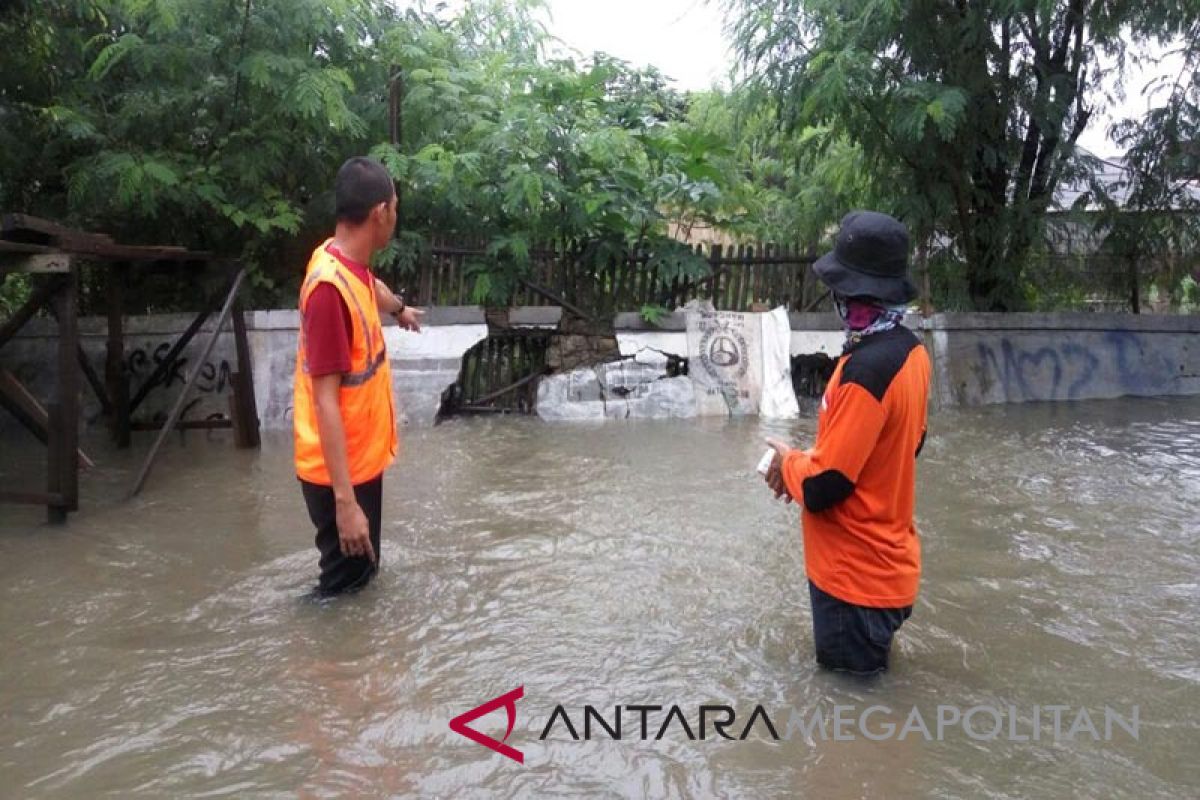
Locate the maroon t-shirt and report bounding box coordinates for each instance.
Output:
[303,244,374,377]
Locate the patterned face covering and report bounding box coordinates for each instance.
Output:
[834,294,907,352]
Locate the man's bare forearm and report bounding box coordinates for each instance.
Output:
[374,278,403,315]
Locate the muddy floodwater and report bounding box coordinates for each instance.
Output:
[1,396,1198,798]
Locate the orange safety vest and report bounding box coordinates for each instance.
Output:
[293,240,398,485]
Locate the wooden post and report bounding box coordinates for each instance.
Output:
[709,244,723,308]
[418,252,433,306]
[1128,254,1140,314]
[230,297,260,449]
[106,263,130,448]
[47,267,80,521]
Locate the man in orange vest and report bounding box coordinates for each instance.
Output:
[764,210,930,674]
[294,156,423,596]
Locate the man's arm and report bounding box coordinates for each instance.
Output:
[765,382,887,511]
[312,374,374,563]
[374,277,402,315]
[373,277,424,331]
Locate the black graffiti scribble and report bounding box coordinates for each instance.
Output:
[126,341,233,396]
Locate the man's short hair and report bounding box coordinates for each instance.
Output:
[334,157,395,224]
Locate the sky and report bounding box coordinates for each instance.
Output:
[539,0,1181,159]
[539,0,732,91]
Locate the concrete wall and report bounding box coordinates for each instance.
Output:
[244,307,487,428]
[2,308,1196,434]
[923,313,1200,406]
[614,311,846,363]
[0,307,488,433]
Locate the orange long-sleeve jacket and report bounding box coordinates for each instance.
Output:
[781,326,931,608]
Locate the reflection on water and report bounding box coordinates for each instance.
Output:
[1,396,1198,798]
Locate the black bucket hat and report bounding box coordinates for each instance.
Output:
[812,210,918,305]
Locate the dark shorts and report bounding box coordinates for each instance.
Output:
[808,580,912,675]
[300,476,383,596]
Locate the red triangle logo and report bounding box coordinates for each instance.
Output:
[449,686,524,764]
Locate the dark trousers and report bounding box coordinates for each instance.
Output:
[809,581,912,675]
[300,476,383,596]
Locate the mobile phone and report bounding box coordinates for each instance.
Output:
[756,448,777,475]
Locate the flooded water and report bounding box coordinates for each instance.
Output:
[1,396,1198,798]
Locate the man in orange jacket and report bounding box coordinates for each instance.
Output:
[764,210,930,674]
[294,156,423,596]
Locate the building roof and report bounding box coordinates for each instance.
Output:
[1053,149,1200,213]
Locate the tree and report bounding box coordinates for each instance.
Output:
[1,0,393,307]
[729,0,1196,310]
[0,0,739,312]
[372,1,730,306]
[1094,11,1200,311]
[683,86,894,246]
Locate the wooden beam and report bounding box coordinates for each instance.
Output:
[130,267,246,497]
[230,299,260,448]
[0,369,95,468]
[468,368,547,407]
[130,418,233,432]
[47,266,80,520]
[0,276,62,353]
[106,265,130,447]
[0,240,59,255]
[128,306,213,413]
[44,300,112,415]
[0,490,66,506]
[0,252,72,273]
[518,279,595,322]
[1,212,112,244]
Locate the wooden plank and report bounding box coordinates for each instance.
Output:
[47,266,80,519]
[230,300,260,449]
[727,245,743,310]
[518,279,594,322]
[0,276,62,352]
[77,342,110,415]
[130,418,234,432]
[0,240,59,255]
[0,373,48,444]
[471,367,547,407]
[0,369,95,468]
[0,253,71,273]
[52,241,209,262]
[1,212,111,244]
[130,267,246,497]
[706,245,721,308]
[0,490,66,506]
[418,252,432,306]
[42,299,111,415]
[106,265,130,447]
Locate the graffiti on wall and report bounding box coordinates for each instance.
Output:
[127,342,234,396]
[972,331,1180,402]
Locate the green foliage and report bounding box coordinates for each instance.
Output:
[728,0,1196,310]
[1180,274,1200,313]
[0,0,743,309]
[681,87,886,248]
[638,303,669,326]
[1,0,393,307]
[0,274,33,317]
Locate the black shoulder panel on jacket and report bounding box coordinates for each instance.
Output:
[841,326,921,402]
